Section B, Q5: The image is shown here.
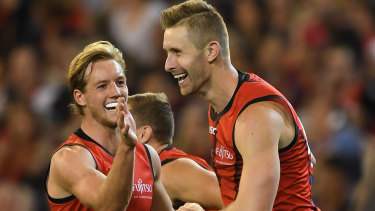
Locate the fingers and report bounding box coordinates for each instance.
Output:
[176,203,205,211]
[116,97,126,130]
[116,97,137,148]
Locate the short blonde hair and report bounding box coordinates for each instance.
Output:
[127,92,174,145]
[67,41,126,115]
[161,0,229,60]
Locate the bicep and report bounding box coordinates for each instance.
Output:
[233,104,284,210]
[48,146,105,208]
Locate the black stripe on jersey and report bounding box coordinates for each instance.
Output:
[159,145,177,166]
[158,144,174,155]
[75,128,115,157]
[47,191,76,204]
[142,143,155,180]
[161,158,177,166]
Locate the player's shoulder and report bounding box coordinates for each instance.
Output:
[51,145,96,173]
[239,101,285,125]
[53,144,91,160]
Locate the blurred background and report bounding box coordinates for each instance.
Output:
[0,0,374,210]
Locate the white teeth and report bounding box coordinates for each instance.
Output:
[174,73,187,79]
[105,102,118,109]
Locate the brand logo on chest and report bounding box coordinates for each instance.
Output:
[209,126,217,135]
[133,179,153,194]
[215,146,234,160]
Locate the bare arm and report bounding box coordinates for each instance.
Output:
[224,102,289,211]
[161,158,224,209]
[47,97,137,211]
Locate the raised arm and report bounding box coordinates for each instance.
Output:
[224,101,290,211]
[47,97,137,211]
[161,158,224,209]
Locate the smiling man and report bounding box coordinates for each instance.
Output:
[45,41,175,211]
[161,0,320,210]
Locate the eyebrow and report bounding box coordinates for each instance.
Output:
[93,79,109,86]
[164,47,181,53]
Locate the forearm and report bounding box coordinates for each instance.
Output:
[96,142,136,211]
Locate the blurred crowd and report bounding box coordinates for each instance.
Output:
[0,0,374,210]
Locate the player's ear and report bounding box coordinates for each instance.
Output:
[139,125,153,144]
[206,41,220,63]
[74,89,86,106]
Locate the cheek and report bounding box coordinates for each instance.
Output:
[122,86,129,95]
[123,86,129,101]
[179,57,195,72]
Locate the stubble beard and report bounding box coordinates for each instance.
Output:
[91,108,117,129]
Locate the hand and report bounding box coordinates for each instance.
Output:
[116,97,137,148]
[177,203,205,211]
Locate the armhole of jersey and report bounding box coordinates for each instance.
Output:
[44,143,98,204]
[161,158,177,166]
[142,143,155,180]
[196,162,211,171]
[232,95,299,154]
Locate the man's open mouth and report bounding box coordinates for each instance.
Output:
[174,73,188,83]
[105,102,118,110]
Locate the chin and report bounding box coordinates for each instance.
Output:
[102,119,117,128]
[180,87,194,96]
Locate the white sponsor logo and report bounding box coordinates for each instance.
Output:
[209,126,217,135]
[215,146,234,160]
[133,179,152,194]
[215,160,233,166]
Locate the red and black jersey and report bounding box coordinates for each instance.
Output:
[208,71,319,210]
[46,128,154,211]
[159,145,212,171]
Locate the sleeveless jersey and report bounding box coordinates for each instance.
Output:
[46,128,154,211]
[208,71,319,210]
[159,145,212,171]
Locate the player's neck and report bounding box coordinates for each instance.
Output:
[204,63,238,113]
[80,119,120,154]
[146,140,169,154]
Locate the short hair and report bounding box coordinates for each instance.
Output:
[127,93,174,145]
[67,41,126,115]
[160,0,229,60]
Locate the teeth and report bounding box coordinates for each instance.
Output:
[174,73,187,79]
[105,102,118,109]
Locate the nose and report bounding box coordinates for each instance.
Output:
[164,54,176,72]
[109,82,123,98]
